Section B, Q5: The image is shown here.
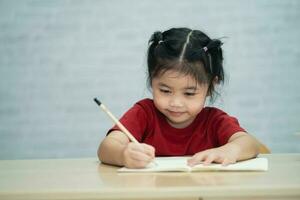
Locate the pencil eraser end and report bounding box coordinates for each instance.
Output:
[94,98,101,106]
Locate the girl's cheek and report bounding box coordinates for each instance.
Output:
[156,97,167,107]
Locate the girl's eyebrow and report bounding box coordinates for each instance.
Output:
[158,82,198,91]
[185,86,198,90]
[158,83,171,88]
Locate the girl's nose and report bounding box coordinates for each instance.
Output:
[169,97,183,108]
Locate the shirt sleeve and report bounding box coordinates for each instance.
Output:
[210,108,246,146]
[107,103,149,142]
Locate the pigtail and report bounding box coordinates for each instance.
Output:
[148,31,163,47]
[205,39,223,51]
[202,39,224,83]
[147,31,164,84]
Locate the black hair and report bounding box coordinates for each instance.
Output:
[147,27,224,101]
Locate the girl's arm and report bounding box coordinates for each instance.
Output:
[226,131,260,160]
[98,131,155,168]
[187,132,260,166]
[98,131,129,166]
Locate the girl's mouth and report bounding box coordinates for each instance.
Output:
[167,110,185,117]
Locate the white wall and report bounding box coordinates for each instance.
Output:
[0,0,299,159]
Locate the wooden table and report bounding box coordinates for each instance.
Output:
[0,154,299,200]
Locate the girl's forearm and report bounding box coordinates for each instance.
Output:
[226,133,260,161]
[98,136,128,167]
[98,139,126,166]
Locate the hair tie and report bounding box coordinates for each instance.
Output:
[158,40,163,44]
[148,41,154,47]
[203,46,208,52]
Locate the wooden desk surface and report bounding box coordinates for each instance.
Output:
[0,154,299,200]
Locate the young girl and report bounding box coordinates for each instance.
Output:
[98,27,260,169]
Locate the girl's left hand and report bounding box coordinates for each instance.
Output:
[187,144,240,167]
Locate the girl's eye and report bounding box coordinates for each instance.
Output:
[185,92,196,96]
[159,89,171,94]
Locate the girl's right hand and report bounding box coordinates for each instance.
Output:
[122,142,155,168]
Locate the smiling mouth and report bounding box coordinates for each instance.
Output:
[167,110,185,117]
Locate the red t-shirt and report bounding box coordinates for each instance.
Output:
[108,98,245,156]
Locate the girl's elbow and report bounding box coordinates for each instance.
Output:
[97,140,106,162]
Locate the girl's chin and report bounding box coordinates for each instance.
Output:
[166,117,193,128]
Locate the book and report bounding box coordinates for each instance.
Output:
[117,156,268,172]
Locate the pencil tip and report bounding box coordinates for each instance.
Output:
[94,98,101,106]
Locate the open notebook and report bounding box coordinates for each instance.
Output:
[118,156,268,172]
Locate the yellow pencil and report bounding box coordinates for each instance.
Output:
[94,98,139,143]
[94,98,157,167]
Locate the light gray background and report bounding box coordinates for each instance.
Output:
[1,0,299,159]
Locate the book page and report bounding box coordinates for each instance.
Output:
[118,157,190,172]
[117,157,268,173]
[191,157,268,171]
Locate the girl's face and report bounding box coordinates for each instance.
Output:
[152,70,209,129]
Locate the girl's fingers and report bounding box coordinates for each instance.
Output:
[129,150,153,162]
[141,144,155,158]
[188,152,207,166]
[124,150,153,168]
[129,143,144,151]
[203,154,217,165]
[222,158,230,166]
[128,143,155,158]
[125,143,155,167]
[124,143,156,168]
[222,157,236,166]
[188,149,237,167]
